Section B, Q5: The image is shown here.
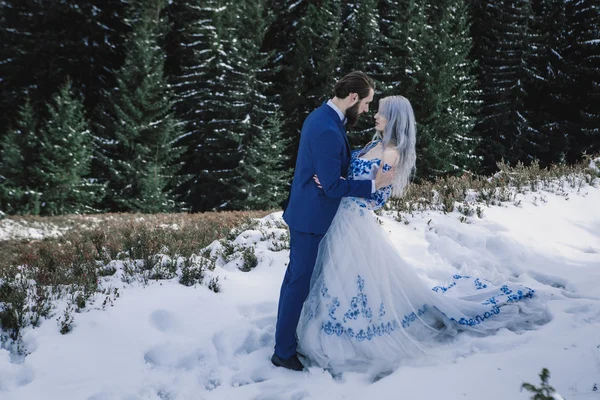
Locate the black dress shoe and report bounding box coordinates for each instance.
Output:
[271,353,305,371]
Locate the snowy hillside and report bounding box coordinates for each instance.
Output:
[1,182,599,400]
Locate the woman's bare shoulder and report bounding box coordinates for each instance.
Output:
[382,146,400,166]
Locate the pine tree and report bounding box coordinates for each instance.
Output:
[339,0,384,145]
[95,0,183,213]
[376,0,420,97]
[166,0,245,212]
[36,81,100,215]
[393,0,478,179]
[232,111,291,210]
[346,0,478,173]
[263,0,341,165]
[523,0,572,166]
[471,0,535,174]
[0,99,42,214]
[289,1,341,147]
[225,0,286,209]
[567,0,600,162]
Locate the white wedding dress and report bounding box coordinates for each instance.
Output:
[296,141,548,372]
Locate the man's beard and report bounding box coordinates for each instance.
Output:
[346,101,360,127]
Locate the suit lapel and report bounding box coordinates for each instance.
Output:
[338,120,351,155]
[321,103,351,155]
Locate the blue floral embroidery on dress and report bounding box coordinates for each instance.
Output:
[432,274,469,293]
[319,273,536,338]
[379,303,386,317]
[328,297,340,320]
[507,289,534,303]
[321,320,400,341]
[345,141,394,212]
[474,278,487,290]
[400,305,430,328]
[483,296,498,305]
[321,281,331,299]
[321,275,400,341]
[343,275,373,323]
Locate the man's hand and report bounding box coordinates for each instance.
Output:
[375,166,395,190]
[313,174,344,189]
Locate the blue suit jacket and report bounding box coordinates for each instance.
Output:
[283,102,373,234]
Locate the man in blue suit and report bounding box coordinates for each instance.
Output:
[272,71,395,371]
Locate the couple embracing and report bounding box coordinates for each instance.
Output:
[272,71,545,373]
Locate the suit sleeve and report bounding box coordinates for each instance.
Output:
[310,129,373,199]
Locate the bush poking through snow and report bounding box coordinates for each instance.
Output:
[239,246,258,272]
[179,255,207,287]
[521,368,561,400]
[208,276,220,293]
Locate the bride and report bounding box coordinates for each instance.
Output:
[296,95,547,372]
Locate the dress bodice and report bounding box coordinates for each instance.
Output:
[340,141,393,213]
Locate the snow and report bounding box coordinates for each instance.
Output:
[1,182,600,399]
[0,218,70,241]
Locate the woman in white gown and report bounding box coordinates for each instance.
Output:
[296,96,547,373]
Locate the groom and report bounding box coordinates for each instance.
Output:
[272,71,395,371]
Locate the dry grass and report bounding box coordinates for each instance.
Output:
[0,210,272,348]
[388,156,599,216]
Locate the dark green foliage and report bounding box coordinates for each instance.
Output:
[0,82,100,216]
[471,0,534,174]
[565,0,600,162]
[339,0,383,145]
[240,246,258,272]
[521,368,557,399]
[94,0,183,213]
[233,111,292,210]
[263,0,341,165]
[0,99,42,214]
[0,0,129,144]
[0,0,598,215]
[37,80,101,215]
[523,0,572,167]
[402,0,478,179]
[167,0,245,211]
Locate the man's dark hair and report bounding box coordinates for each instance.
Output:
[333,71,375,100]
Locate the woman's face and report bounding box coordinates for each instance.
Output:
[374,110,388,133]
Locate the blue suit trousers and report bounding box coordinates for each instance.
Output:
[274,229,325,359]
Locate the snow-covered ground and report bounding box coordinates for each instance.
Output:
[1,182,599,400]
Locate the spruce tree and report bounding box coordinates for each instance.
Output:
[263,0,341,165]
[567,0,600,162]
[36,81,100,215]
[232,111,291,210]
[339,0,384,145]
[289,2,341,147]
[385,0,478,179]
[347,0,477,171]
[471,0,535,174]
[524,0,572,166]
[95,0,183,213]
[226,0,286,209]
[0,99,42,214]
[376,0,421,97]
[166,0,244,212]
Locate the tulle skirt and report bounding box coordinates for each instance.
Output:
[296,199,548,372]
